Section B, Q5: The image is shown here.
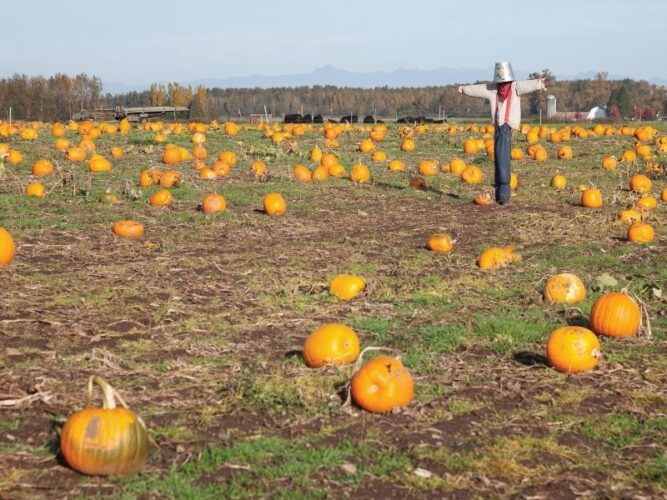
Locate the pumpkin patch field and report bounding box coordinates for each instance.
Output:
[0,119,666,497]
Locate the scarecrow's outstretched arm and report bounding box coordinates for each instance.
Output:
[516,78,547,95]
[458,83,494,99]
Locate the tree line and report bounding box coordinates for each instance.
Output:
[0,71,665,122]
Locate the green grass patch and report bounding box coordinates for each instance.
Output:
[581,413,667,450]
[118,436,413,498]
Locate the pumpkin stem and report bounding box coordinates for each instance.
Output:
[354,346,402,372]
[87,376,131,410]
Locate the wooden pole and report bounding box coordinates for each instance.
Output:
[264,105,269,124]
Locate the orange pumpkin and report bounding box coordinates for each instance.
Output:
[510,147,524,160]
[557,146,573,160]
[477,245,521,269]
[149,189,173,207]
[311,165,329,181]
[601,156,617,170]
[59,376,148,476]
[359,138,376,153]
[191,132,206,145]
[544,273,586,304]
[138,170,155,187]
[461,165,483,185]
[546,326,601,373]
[20,127,38,141]
[79,138,96,153]
[162,146,181,165]
[212,160,231,177]
[534,148,548,162]
[88,155,112,173]
[590,292,640,338]
[199,167,217,180]
[320,153,338,169]
[418,160,438,177]
[618,208,643,225]
[350,356,414,413]
[178,147,191,162]
[310,146,323,162]
[463,138,479,155]
[551,173,567,190]
[427,233,454,253]
[581,188,603,208]
[328,163,346,177]
[218,150,237,166]
[192,144,207,160]
[661,187,667,202]
[630,174,652,194]
[621,150,637,163]
[6,149,22,164]
[118,119,132,134]
[448,158,466,176]
[66,147,86,162]
[627,222,654,243]
[0,227,16,265]
[55,138,70,151]
[32,159,54,177]
[201,192,226,214]
[329,274,366,301]
[474,193,493,206]
[302,323,360,368]
[635,195,657,211]
[159,170,181,188]
[263,192,286,216]
[112,220,144,239]
[349,164,371,183]
[51,123,66,137]
[292,164,311,182]
[635,144,652,157]
[25,182,46,197]
[250,160,268,177]
[371,150,387,162]
[400,138,416,152]
[224,122,239,136]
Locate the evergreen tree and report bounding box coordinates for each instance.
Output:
[608,84,632,118]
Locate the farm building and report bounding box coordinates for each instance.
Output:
[587,105,608,120]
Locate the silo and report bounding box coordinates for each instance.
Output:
[546,95,557,118]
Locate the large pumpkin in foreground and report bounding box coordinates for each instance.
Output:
[351,356,414,413]
[60,376,149,475]
[589,292,641,338]
[546,326,601,373]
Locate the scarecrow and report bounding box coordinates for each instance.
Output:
[459,62,547,204]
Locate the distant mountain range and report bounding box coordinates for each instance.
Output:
[103,65,667,94]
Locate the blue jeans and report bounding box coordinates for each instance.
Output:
[494,124,512,204]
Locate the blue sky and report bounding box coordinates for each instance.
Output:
[2,0,665,87]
